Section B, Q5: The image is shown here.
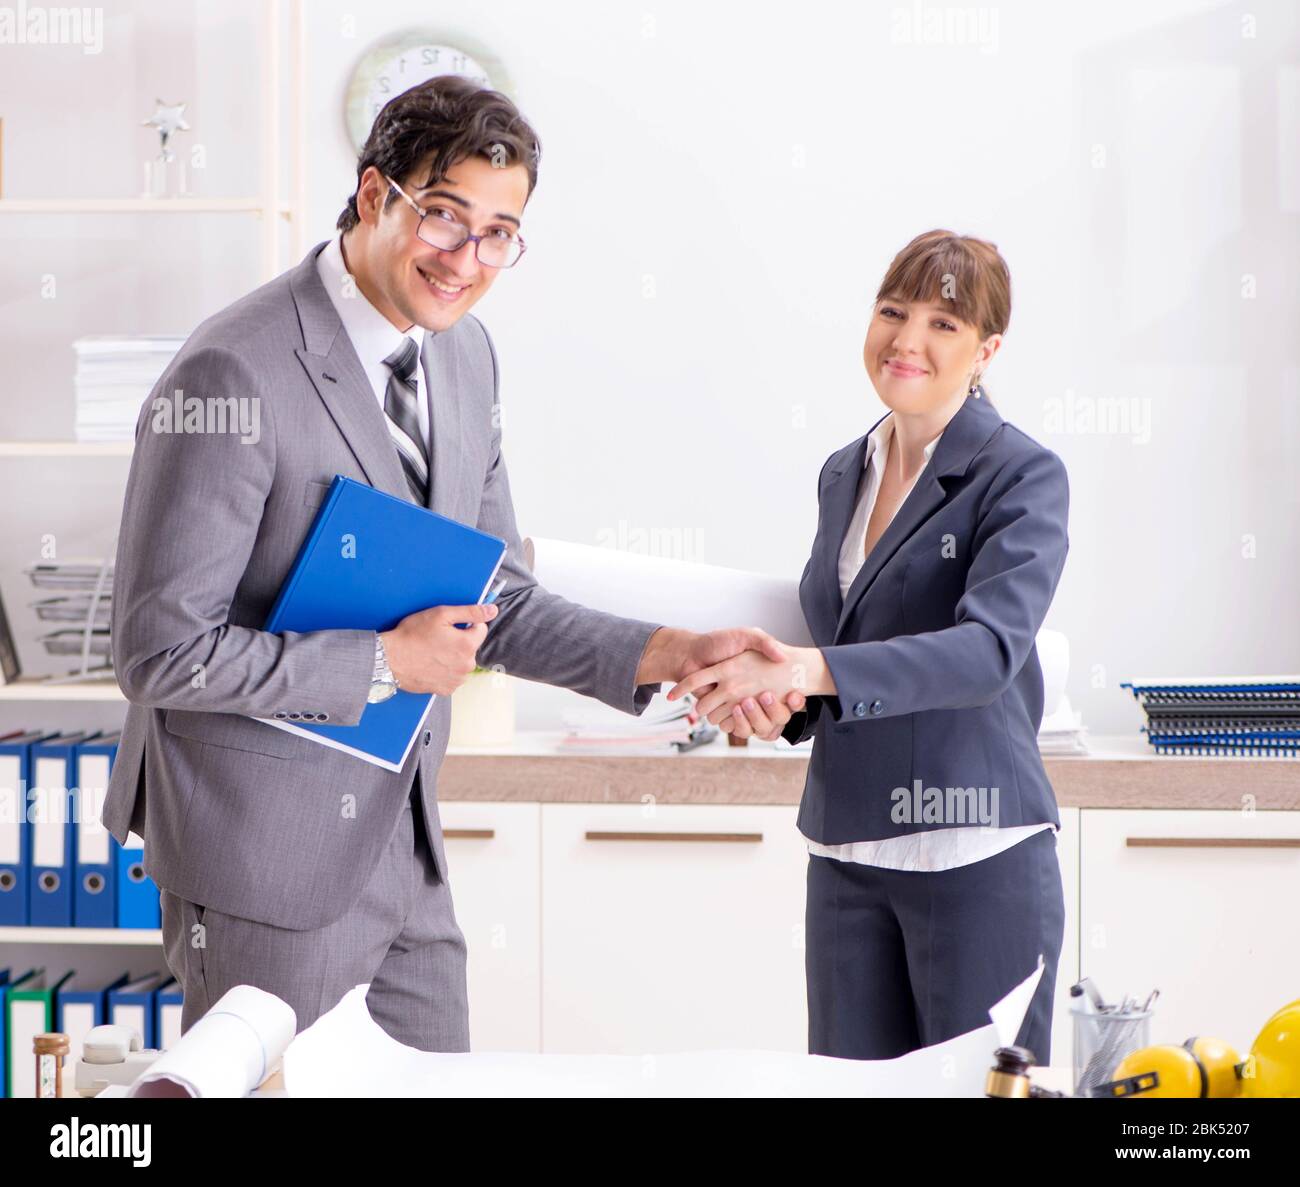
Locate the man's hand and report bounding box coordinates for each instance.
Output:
[380,603,498,696]
[638,626,808,741]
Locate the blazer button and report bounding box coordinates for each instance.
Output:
[853,702,867,718]
[870,699,884,715]
[288,712,301,720]
[423,731,432,747]
[273,711,288,719]
[318,713,329,722]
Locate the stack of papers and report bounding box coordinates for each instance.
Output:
[557,691,718,753]
[73,335,184,441]
[1037,694,1088,754]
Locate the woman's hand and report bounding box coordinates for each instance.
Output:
[668,644,832,731]
[718,689,808,741]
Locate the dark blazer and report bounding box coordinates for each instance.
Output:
[782,392,1070,845]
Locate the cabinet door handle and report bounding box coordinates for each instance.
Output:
[584,831,763,844]
[443,828,496,840]
[1126,837,1300,849]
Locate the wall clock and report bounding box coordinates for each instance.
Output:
[343,30,511,152]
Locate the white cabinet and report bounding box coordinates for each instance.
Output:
[1078,809,1300,1051]
[437,801,541,1052]
[539,803,808,1054]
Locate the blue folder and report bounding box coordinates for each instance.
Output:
[154,976,184,1050]
[74,733,121,928]
[0,731,58,926]
[57,970,130,1070]
[115,832,160,929]
[107,973,165,1050]
[252,475,507,771]
[29,732,100,927]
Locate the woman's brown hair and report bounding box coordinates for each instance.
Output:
[875,229,1011,407]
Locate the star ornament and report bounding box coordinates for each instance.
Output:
[142,99,190,160]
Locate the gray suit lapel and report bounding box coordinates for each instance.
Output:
[288,242,412,503]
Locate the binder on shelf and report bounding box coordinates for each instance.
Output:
[56,971,130,1074]
[251,475,507,772]
[115,829,160,929]
[29,731,100,927]
[155,976,183,1051]
[1,730,58,926]
[107,972,165,1050]
[1,967,39,1098]
[6,967,74,1098]
[73,732,121,927]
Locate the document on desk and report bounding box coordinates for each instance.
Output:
[282,958,1045,1098]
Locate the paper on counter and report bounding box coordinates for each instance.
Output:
[523,536,814,646]
[128,985,296,1098]
[283,958,1044,1097]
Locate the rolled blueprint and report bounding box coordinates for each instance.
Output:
[524,537,1070,708]
[128,984,296,1098]
[522,537,814,646]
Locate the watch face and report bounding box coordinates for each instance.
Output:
[368,681,398,704]
[345,34,506,151]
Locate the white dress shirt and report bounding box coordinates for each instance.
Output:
[806,411,1056,872]
[315,234,431,452]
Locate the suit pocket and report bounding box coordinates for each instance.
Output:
[163,707,301,759]
[303,479,333,511]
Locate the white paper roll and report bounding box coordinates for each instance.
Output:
[1036,628,1069,719]
[523,537,814,646]
[127,984,296,1098]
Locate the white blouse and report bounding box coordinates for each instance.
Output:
[805,411,1055,872]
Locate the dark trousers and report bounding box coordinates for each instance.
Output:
[805,826,1064,1063]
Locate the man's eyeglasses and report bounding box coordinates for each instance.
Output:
[384,175,527,269]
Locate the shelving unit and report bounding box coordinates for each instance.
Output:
[0,442,132,457]
[0,678,124,701]
[0,927,161,946]
[0,4,310,986]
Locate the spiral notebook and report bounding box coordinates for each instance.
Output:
[1121,676,1300,757]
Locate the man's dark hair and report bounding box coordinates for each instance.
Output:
[336,75,541,233]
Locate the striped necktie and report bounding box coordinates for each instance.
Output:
[382,336,430,505]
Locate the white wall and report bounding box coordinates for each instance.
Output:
[2,0,1297,735]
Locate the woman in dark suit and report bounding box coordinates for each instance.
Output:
[669,230,1070,1062]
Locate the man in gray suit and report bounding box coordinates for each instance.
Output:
[103,77,803,1050]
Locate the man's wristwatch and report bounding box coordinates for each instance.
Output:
[368,633,399,703]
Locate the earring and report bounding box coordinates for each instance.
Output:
[969,373,983,398]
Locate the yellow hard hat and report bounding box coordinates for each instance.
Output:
[1099,1037,1242,1099]
[1241,1000,1300,1098]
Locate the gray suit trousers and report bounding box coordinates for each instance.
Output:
[159,769,469,1052]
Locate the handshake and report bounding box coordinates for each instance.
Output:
[381,611,823,743]
[643,625,822,742]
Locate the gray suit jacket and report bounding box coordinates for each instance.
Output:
[103,241,662,929]
[781,392,1070,843]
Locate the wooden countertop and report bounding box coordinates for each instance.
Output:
[437,733,1300,810]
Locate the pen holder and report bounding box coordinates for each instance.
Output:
[1071,1005,1152,1097]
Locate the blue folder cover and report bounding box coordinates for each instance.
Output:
[154,976,184,1050]
[252,475,507,771]
[115,836,160,929]
[74,733,120,928]
[108,973,165,1050]
[29,732,99,928]
[0,731,57,927]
